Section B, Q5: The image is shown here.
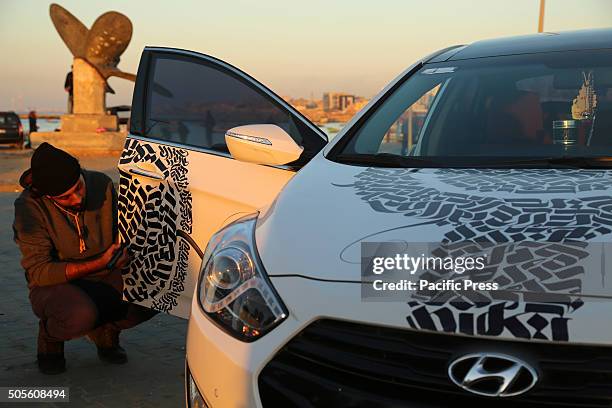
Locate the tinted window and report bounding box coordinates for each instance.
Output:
[376,84,440,155]
[338,50,612,163]
[0,114,18,126]
[145,55,307,154]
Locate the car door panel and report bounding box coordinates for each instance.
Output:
[118,48,326,318]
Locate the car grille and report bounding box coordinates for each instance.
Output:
[258,319,612,407]
[0,128,19,141]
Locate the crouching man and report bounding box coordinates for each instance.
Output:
[13,142,157,374]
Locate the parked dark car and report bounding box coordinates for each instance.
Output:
[0,111,24,149]
[107,105,131,126]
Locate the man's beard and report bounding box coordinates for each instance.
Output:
[66,202,84,212]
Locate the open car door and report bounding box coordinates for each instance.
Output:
[117,47,327,318]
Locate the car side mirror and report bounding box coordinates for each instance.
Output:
[225,124,304,166]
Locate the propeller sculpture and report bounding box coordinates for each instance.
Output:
[28,4,135,149]
[50,3,136,84]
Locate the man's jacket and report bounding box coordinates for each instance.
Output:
[13,169,117,288]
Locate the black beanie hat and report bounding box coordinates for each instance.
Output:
[30,143,81,196]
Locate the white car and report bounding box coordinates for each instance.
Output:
[118,28,612,407]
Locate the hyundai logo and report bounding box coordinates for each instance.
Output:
[448,353,538,397]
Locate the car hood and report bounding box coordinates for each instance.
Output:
[256,154,612,298]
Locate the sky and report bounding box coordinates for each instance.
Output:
[0,0,611,112]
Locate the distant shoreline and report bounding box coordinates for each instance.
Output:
[17,114,60,120]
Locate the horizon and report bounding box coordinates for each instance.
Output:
[1,0,611,112]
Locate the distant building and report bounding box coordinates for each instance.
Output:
[338,94,355,111]
[289,98,310,108]
[323,92,339,111]
[323,92,356,111]
[288,93,369,125]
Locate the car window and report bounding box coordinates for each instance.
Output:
[376,84,441,156]
[338,50,612,164]
[0,114,18,126]
[145,55,304,154]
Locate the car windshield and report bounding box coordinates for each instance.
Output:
[0,114,18,126]
[335,50,612,168]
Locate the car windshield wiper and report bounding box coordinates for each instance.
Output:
[473,156,612,169]
[333,154,612,169]
[333,153,440,168]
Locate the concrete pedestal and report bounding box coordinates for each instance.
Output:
[61,114,118,132]
[73,58,106,114]
[30,57,129,154]
[30,131,127,155]
[60,58,119,133]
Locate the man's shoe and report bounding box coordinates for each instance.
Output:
[37,321,66,374]
[37,353,66,375]
[86,324,128,364]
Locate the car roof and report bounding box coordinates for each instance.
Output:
[428,28,612,63]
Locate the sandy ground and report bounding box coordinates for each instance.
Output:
[0,148,187,407]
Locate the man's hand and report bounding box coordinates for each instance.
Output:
[65,240,122,281]
[99,241,122,267]
[113,247,132,270]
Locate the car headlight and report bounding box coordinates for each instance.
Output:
[197,213,288,341]
[187,371,209,408]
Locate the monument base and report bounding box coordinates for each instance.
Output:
[30,131,127,155]
[61,114,118,132]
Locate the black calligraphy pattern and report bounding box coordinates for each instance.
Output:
[118,139,193,313]
[338,167,612,340]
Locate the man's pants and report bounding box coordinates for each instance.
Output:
[29,272,157,343]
